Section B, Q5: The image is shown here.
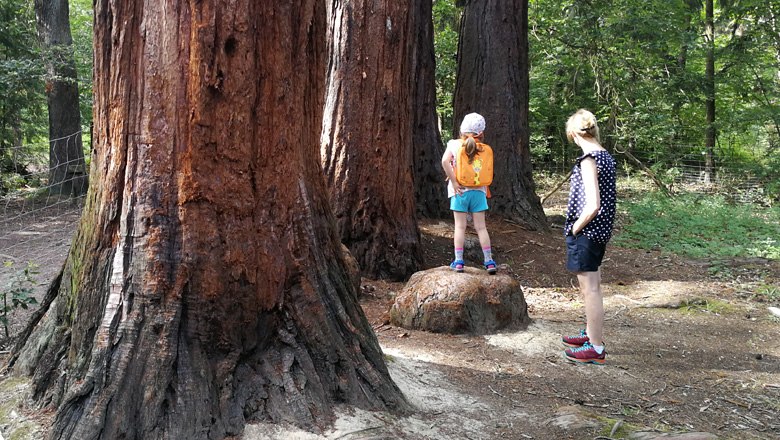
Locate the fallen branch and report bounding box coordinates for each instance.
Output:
[615,146,672,196]
[540,171,572,206]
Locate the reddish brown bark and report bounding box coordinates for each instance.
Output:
[453,0,548,231]
[412,0,449,219]
[10,2,407,439]
[321,0,422,280]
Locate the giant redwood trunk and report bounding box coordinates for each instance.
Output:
[9,1,407,438]
[34,0,87,196]
[453,0,548,231]
[321,0,422,280]
[412,0,449,219]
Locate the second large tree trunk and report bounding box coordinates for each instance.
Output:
[10,2,407,439]
[453,0,548,231]
[34,0,87,196]
[321,0,422,280]
[412,0,449,219]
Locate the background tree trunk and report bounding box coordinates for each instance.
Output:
[412,0,449,219]
[453,0,548,231]
[10,2,407,439]
[34,0,87,196]
[321,0,422,280]
[704,0,716,183]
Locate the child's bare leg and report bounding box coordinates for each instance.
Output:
[453,211,468,257]
[471,211,491,249]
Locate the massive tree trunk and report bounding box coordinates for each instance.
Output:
[321,0,422,280]
[704,0,716,183]
[412,0,449,219]
[453,0,548,231]
[34,0,87,196]
[9,2,407,439]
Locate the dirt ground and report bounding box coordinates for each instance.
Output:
[2,208,779,440]
[346,217,780,440]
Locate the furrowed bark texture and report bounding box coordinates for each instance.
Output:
[12,1,408,439]
[321,0,422,280]
[34,0,87,196]
[411,0,448,219]
[453,0,548,231]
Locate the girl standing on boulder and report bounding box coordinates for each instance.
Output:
[440,112,497,275]
[560,109,617,365]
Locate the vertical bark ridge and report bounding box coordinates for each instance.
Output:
[321,0,421,280]
[454,0,547,231]
[12,2,408,439]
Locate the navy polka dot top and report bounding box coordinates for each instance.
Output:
[564,150,617,243]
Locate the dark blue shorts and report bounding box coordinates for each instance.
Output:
[566,234,607,272]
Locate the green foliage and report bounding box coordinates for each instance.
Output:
[1,261,39,339]
[751,284,780,304]
[615,191,780,260]
[70,0,94,132]
[433,0,459,139]
[0,0,46,153]
[528,0,780,177]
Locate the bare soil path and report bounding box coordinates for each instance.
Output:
[2,217,779,440]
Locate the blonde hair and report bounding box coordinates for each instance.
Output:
[566,109,600,142]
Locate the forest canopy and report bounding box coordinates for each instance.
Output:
[1,0,778,197]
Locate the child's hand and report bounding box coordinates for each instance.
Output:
[452,182,464,196]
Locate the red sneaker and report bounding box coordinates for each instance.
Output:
[564,342,605,365]
[562,329,589,347]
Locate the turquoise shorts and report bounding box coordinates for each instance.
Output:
[450,190,488,213]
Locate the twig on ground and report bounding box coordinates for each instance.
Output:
[609,420,624,437]
[333,426,384,439]
[488,385,506,398]
[722,397,750,409]
[651,383,667,396]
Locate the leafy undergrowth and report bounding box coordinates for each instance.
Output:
[615,192,780,261]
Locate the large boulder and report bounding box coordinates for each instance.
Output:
[390,266,530,334]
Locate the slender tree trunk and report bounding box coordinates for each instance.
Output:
[453,0,548,231]
[10,2,407,439]
[321,0,422,280]
[34,0,86,196]
[704,0,716,183]
[412,0,449,219]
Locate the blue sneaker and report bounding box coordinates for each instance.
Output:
[484,260,497,275]
[450,259,465,273]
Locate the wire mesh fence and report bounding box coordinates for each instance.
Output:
[533,134,776,206]
[1,131,87,308]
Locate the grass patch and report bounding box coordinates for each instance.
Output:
[752,284,780,303]
[614,192,780,260]
[596,416,643,439]
[679,298,733,315]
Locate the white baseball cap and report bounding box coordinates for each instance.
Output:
[459,112,486,135]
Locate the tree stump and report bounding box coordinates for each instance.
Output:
[390,266,530,334]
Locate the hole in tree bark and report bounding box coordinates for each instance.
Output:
[224,37,238,56]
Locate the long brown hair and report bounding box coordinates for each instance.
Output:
[461,134,482,164]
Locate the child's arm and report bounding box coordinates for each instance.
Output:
[571,157,601,235]
[441,148,463,195]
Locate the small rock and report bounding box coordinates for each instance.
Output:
[768,306,780,318]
